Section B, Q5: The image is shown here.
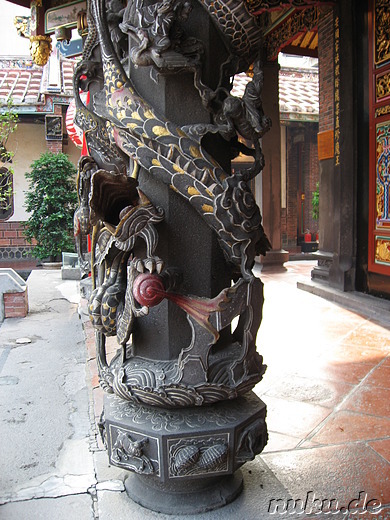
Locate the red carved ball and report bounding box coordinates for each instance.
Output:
[132,273,165,307]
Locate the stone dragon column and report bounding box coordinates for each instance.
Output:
[75,0,270,513]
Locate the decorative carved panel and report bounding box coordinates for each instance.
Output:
[376,71,390,103]
[264,8,320,61]
[375,122,390,231]
[375,237,390,265]
[369,0,390,276]
[246,0,334,15]
[374,0,390,66]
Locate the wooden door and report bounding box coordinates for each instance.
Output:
[368,0,390,274]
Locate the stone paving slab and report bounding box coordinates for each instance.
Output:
[0,271,96,516]
[0,493,94,520]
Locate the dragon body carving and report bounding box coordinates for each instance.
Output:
[79,0,270,407]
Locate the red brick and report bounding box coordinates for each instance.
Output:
[5,310,25,318]
[11,238,28,246]
[4,231,17,238]
[5,295,21,303]
[46,140,63,154]
[10,222,21,230]
[3,291,28,318]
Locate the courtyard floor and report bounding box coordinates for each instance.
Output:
[0,260,389,519]
[253,261,390,519]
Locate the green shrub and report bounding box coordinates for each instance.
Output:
[0,98,18,216]
[24,152,77,261]
[312,182,319,221]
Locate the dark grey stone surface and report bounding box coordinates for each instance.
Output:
[102,392,267,513]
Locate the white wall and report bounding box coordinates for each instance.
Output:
[7,122,47,221]
[7,121,80,222]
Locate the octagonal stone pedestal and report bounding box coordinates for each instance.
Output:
[102,392,267,515]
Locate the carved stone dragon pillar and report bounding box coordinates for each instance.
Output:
[75,0,270,512]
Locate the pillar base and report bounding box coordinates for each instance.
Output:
[125,469,243,515]
[311,251,334,283]
[101,392,267,513]
[258,249,289,270]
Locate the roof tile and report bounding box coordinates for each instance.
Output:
[232,67,319,121]
[0,57,76,106]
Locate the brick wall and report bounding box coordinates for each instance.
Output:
[318,8,334,133]
[0,221,33,248]
[46,140,63,154]
[0,221,34,247]
[0,221,35,261]
[4,290,28,318]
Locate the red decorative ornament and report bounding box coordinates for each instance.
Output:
[132,273,166,307]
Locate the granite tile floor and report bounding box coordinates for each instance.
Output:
[83,260,390,519]
[253,260,390,519]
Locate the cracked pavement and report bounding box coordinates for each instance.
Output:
[0,271,99,519]
[0,271,163,520]
[2,266,389,520]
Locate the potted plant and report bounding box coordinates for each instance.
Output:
[24,152,78,263]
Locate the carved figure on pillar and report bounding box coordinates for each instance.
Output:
[120,0,203,69]
[76,0,270,512]
[73,156,95,277]
[106,0,128,62]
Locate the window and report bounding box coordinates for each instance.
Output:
[0,166,14,220]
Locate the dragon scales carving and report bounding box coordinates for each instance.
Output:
[76,0,270,408]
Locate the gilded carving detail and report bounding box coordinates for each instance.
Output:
[264,8,319,61]
[80,0,269,494]
[375,238,390,264]
[376,105,390,117]
[29,35,52,66]
[376,71,390,102]
[14,15,30,38]
[74,0,271,409]
[374,0,390,66]
[375,122,390,228]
